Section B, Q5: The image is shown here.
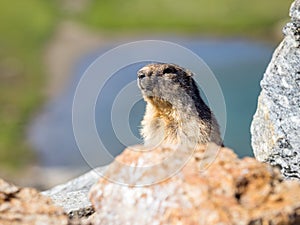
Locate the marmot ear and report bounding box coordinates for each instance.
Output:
[185,69,194,77]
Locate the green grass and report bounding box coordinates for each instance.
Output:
[80,0,292,36]
[0,0,59,171]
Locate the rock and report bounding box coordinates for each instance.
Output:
[89,145,300,225]
[251,0,300,180]
[0,178,69,225]
[43,167,105,219]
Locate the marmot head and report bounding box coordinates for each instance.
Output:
[137,63,207,116]
[138,63,193,98]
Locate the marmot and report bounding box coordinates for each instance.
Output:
[137,63,223,149]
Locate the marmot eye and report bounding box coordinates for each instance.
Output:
[138,74,146,79]
[163,67,177,74]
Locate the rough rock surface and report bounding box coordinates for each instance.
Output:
[43,167,105,218]
[251,0,300,180]
[0,178,69,225]
[89,145,300,225]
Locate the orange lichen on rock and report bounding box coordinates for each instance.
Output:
[89,145,300,225]
[0,179,69,225]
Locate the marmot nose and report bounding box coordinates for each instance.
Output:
[137,66,152,79]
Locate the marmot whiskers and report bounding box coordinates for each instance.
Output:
[137,63,223,149]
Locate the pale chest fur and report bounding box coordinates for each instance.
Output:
[141,104,210,149]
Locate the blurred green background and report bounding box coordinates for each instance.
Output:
[0,0,292,175]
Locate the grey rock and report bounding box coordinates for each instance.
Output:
[251,0,300,180]
[42,167,105,218]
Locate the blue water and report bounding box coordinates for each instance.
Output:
[28,38,274,169]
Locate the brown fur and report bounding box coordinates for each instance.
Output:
[137,63,223,149]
